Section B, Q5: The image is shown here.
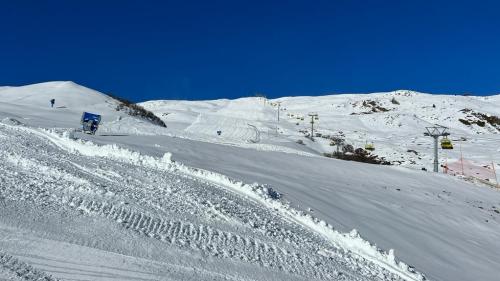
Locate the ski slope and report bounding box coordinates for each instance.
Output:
[0,122,422,281]
[1,81,500,281]
[142,91,500,182]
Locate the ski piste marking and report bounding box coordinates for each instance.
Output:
[0,122,425,280]
[0,252,60,281]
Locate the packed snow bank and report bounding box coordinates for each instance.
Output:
[11,124,424,281]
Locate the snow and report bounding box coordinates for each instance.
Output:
[142,90,500,177]
[1,82,500,281]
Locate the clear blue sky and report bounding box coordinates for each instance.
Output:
[1,0,499,101]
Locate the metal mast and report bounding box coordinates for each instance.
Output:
[277,102,281,122]
[276,102,281,135]
[308,112,318,140]
[424,125,450,172]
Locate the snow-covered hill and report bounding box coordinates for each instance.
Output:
[0,81,169,135]
[142,90,500,180]
[1,82,499,281]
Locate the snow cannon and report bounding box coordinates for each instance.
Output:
[81,112,101,135]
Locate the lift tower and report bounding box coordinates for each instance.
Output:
[275,101,281,135]
[424,125,450,172]
[308,112,318,140]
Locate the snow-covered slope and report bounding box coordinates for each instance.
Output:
[1,82,500,281]
[0,81,117,127]
[142,90,500,179]
[0,122,425,281]
[0,81,168,135]
[0,81,111,107]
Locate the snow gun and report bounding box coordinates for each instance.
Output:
[81,112,101,135]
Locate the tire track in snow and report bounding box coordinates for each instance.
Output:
[63,196,341,279]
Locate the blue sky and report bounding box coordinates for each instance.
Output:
[1,0,499,101]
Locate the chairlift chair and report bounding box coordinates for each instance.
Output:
[365,142,375,151]
[441,137,453,149]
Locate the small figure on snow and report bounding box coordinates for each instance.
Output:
[217,130,222,136]
[50,99,55,108]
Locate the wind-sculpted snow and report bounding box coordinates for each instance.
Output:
[0,122,425,281]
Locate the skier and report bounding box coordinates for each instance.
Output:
[50,99,55,108]
[217,130,222,136]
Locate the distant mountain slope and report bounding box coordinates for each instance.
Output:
[141,90,500,176]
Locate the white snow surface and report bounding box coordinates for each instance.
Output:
[1,82,500,281]
[142,91,500,172]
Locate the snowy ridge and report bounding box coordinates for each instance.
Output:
[9,123,425,281]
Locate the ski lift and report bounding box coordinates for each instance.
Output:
[441,137,453,149]
[365,142,375,151]
[81,112,101,135]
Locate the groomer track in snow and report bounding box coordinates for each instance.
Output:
[0,122,424,281]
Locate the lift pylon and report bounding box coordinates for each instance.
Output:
[424,125,450,172]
